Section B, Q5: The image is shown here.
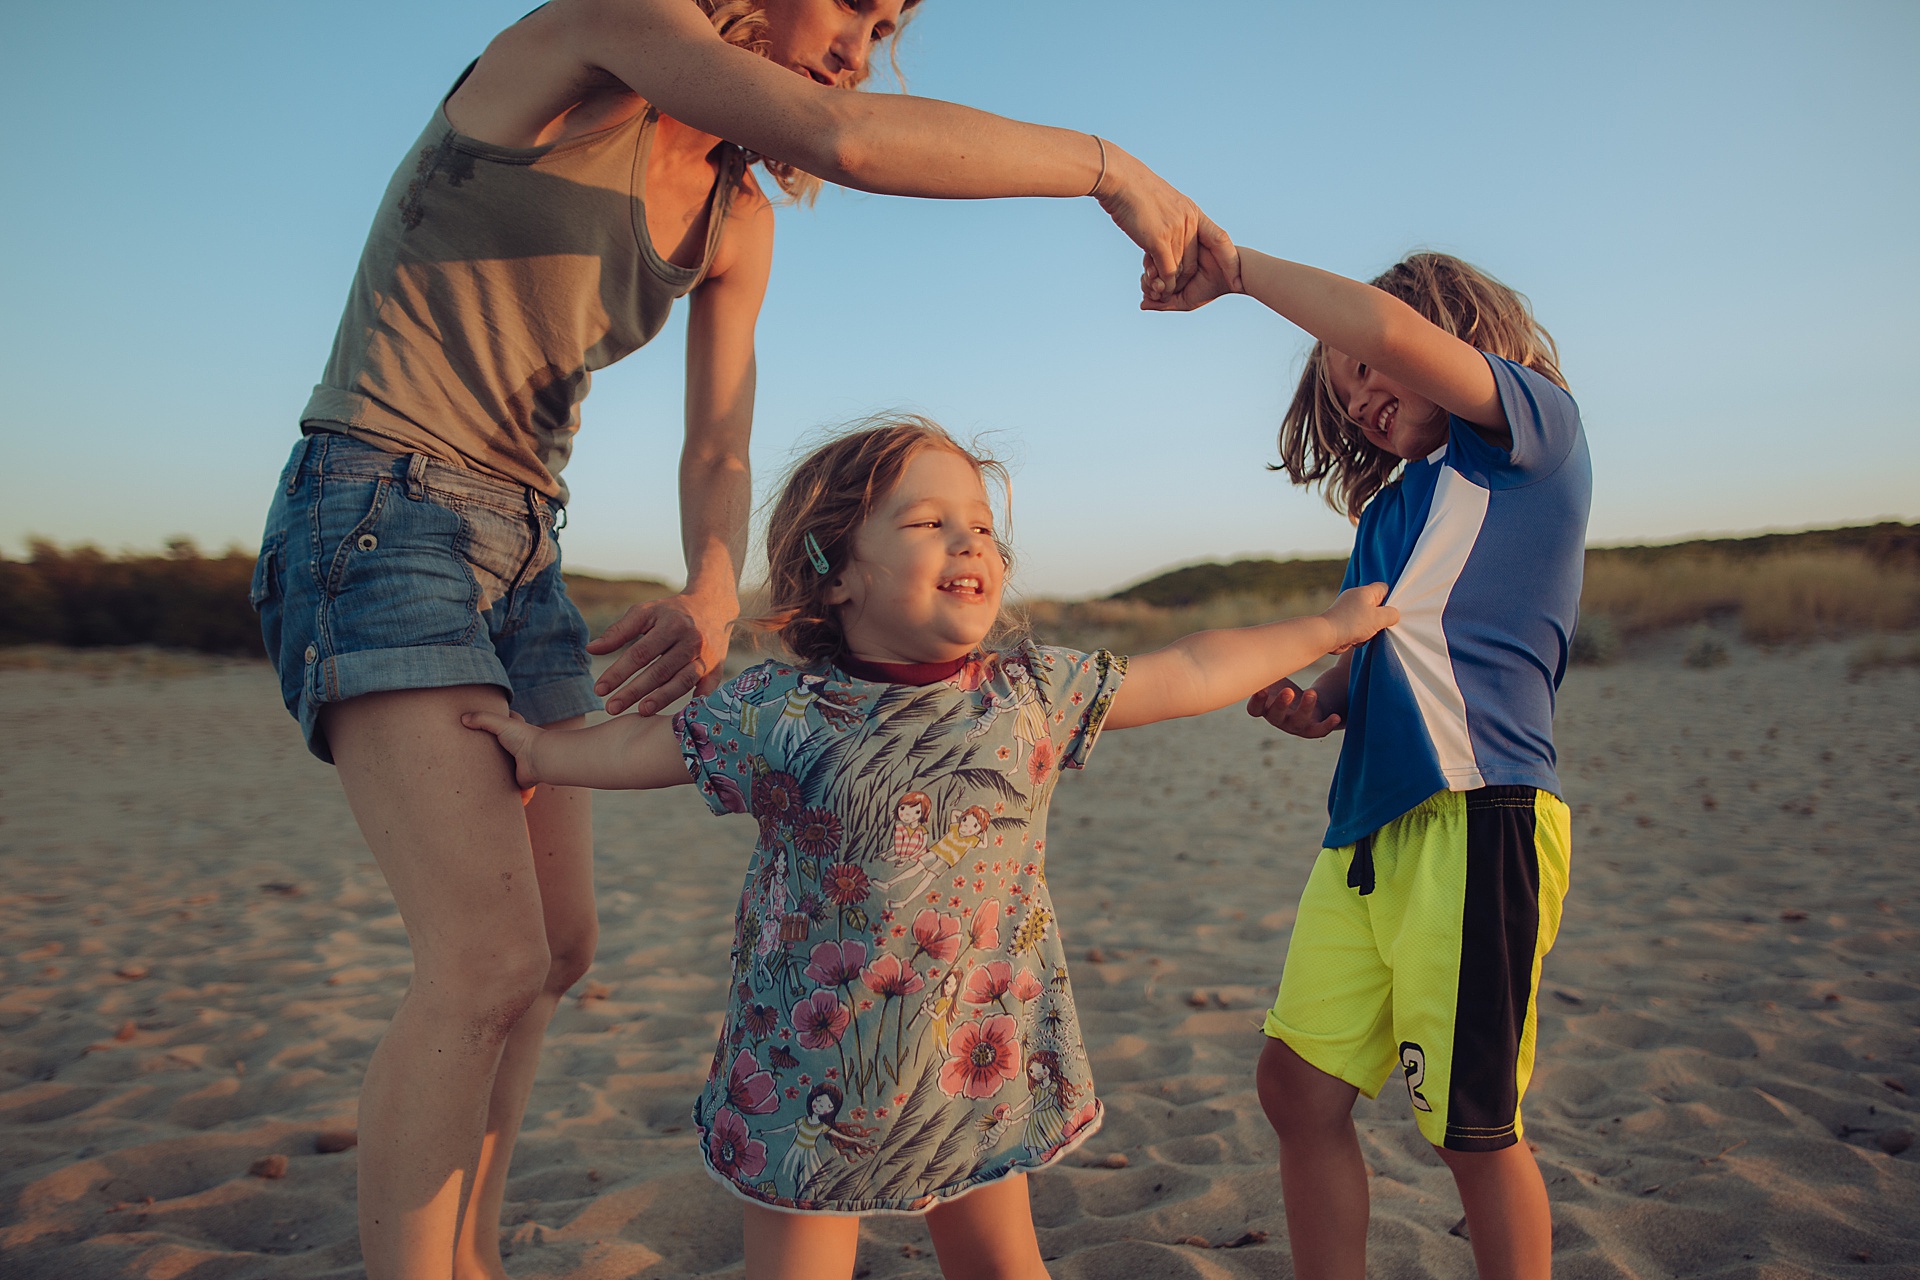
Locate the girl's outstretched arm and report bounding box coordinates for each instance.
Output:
[1144,247,1505,432]
[1103,585,1396,731]
[462,709,692,793]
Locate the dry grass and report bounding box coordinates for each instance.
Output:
[1020,591,1339,655]
[1579,550,1920,643]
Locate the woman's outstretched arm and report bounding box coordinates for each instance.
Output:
[498,0,1225,291]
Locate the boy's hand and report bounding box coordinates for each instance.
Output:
[462,709,545,790]
[1322,583,1397,653]
[1247,678,1343,738]
[1139,226,1241,312]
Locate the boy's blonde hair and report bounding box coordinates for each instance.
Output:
[1278,253,1567,519]
[759,414,1013,664]
[697,0,920,205]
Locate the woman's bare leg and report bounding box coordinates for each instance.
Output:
[1257,1036,1368,1280]
[741,1203,860,1280]
[453,761,597,1280]
[323,685,556,1280]
[926,1173,1049,1279]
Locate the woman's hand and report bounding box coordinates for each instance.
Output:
[1139,221,1242,312]
[589,590,737,716]
[1094,142,1235,300]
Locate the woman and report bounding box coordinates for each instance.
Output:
[252,2,1223,1275]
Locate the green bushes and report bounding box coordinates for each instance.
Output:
[1,541,262,654]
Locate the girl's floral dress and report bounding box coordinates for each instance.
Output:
[675,643,1126,1214]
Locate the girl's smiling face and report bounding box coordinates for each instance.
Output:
[1324,349,1450,461]
[763,0,908,88]
[825,446,1005,664]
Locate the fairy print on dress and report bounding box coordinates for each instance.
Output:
[678,644,1127,1213]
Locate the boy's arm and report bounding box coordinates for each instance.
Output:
[462,709,693,792]
[1246,649,1351,738]
[1103,587,1393,731]
[1144,247,1506,437]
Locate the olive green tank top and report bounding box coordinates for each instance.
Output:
[301,73,746,504]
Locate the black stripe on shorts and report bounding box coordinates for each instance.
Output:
[1445,786,1541,1152]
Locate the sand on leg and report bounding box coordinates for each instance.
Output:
[1436,1143,1552,1280]
[1257,1035,1368,1280]
[925,1173,1049,1279]
[452,749,597,1280]
[741,1203,860,1280]
[323,685,557,1280]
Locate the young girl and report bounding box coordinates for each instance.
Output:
[464,415,1395,1279]
[1147,250,1589,1280]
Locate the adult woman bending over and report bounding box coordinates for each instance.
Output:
[250,2,1223,1276]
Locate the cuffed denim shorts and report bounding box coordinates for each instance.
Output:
[251,433,602,763]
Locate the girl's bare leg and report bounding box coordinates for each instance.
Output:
[742,1203,860,1280]
[1257,1036,1367,1280]
[452,757,598,1280]
[323,686,557,1280]
[1435,1144,1553,1280]
[926,1173,1049,1279]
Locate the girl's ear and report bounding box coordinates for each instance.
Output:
[823,574,851,607]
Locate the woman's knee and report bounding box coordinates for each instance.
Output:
[543,917,598,995]
[411,938,553,1034]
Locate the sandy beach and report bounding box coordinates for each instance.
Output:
[2,635,1915,1278]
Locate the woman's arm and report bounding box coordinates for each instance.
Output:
[536,0,1222,289]
[1146,246,1503,431]
[592,180,775,715]
[463,709,693,792]
[1102,586,1395,731]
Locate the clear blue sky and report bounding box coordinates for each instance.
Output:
[2,1,1915,596]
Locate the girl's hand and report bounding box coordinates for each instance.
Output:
[1094,143,1233,300]
[589,591,737,717]
[1246,678,1343,738]
[1139,226,1243,312]
[1322,583,1398,653]
[462,709,545,790]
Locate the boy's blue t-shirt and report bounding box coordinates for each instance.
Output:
[1324,353,1591,849]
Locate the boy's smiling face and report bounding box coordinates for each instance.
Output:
[1326,349,1451,460]
[826,446,1005,665]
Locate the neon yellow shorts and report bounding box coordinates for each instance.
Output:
[1264,786,1571,1152]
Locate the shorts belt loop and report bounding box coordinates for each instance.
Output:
[405,453,429,501]
[1347,832,1377,896]
[287,435,313,494]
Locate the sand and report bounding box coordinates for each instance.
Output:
[1,635,1915,1278]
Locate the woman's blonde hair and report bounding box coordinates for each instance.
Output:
[1277,253,1566,519]
[697,0,920,205]
[759,413,1012,664]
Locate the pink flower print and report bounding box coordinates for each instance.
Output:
[996,746,1011,761]
[822,862,871,906]
[708,771,747,814]
[769,1044,798,1070]
[1063,1100,1100,1144]
[1027,738,1056,788]
[790,990,850,1050]
[725,1049,780,1115]
[804,939,867,988]
[939,1014,1021,1099]
[911,910,961,964]
[860,953,926,999]
[707,1107,768,1181]
[1070,691,1084,705]
[751,770,802,825]
[741,1003,780,1039]
[970,900,1001,950]
[963,960,1014,1006]
[1012,968,1044,1002]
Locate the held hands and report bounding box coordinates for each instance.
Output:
[1139,226,1241,312]
[462,709,545,789]
[1094,141,1236,302]
[587,590,737,717]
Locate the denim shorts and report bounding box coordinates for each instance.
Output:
[251,433,602,763]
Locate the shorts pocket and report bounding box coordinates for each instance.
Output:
[248,532,284,609]
[319,474,481,649]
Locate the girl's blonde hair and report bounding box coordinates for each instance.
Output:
[1277,253,1566,519]
[697,0,920,205]
[760,414,1012,665]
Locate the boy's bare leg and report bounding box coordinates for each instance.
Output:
[323,686,557,1280]
[1436,1144,1552,1280]
[926,1173,1048,1279]
[453,764,597,1280]
[1257,1036,1367,1280]
[742,1203,860,1280]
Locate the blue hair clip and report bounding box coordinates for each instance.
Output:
[803,531,831,575]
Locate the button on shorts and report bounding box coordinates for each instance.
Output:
[250,432,602,763]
